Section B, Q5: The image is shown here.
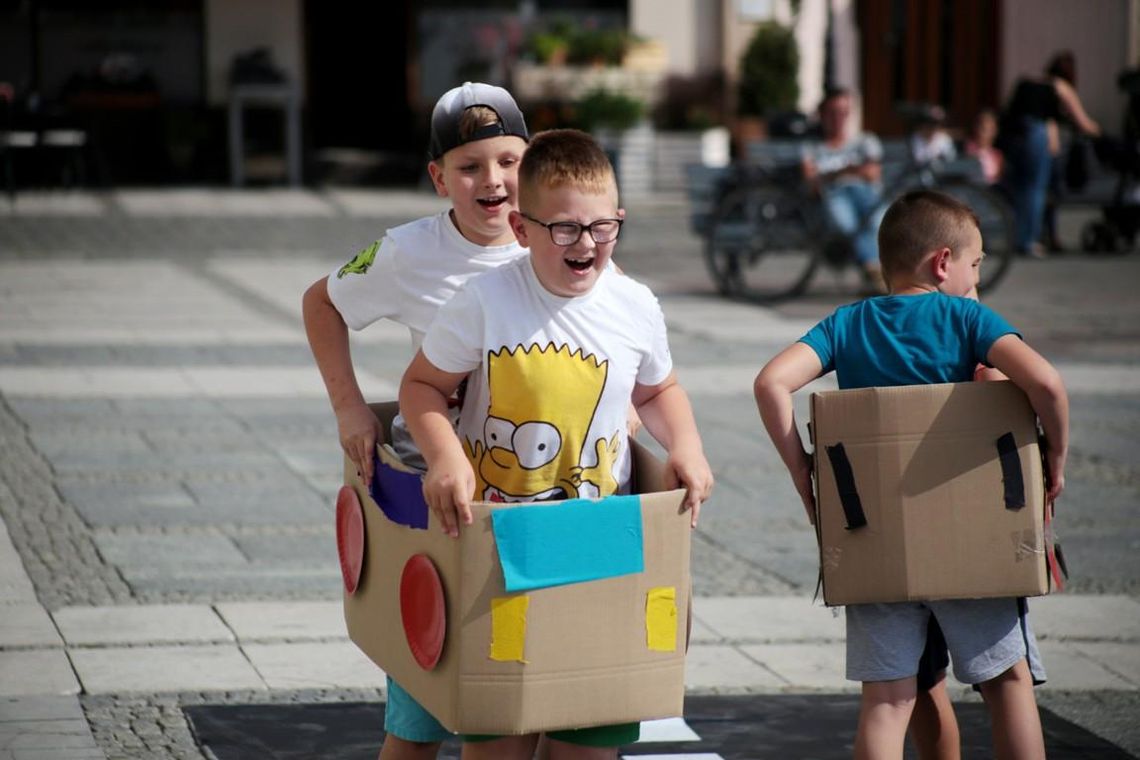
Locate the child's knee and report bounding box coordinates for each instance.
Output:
[978,657,1034,696]
[862,677,919,710]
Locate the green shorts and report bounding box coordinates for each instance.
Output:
[464,721,639,747]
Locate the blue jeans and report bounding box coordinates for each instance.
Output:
[821,181,884,266]
[1002,118,1051,251]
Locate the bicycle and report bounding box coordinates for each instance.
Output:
[702,107,1016,302]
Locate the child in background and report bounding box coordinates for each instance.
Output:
[754,189,1066,760]
[909,105,956,166]
[400,128,713,759]
[303,81,530,760]
[966,109,1005,185]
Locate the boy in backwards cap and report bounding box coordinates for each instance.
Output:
[303,82,529,759]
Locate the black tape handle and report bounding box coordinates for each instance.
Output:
[825,443,867,530]
[996,432,1026,510]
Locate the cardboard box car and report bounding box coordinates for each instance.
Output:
[338,402,691,735]
[810,381,1064,606]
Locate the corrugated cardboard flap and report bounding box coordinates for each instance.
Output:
[811,382,1051,605]
[343,401,690,734]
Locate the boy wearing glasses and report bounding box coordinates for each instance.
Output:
[399,128,713,759]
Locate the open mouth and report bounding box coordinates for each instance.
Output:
[477,195,507,211]
[484,485,567,503]
[564,256,593,272]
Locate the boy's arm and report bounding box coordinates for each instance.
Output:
[632,372,713,528]
[753,342,824,524]
[986,335,1069,502]
[398,350,473,538]
[966,287,1009,382]
[302,277,381,487]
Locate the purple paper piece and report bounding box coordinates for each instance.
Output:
[368,453,429,530]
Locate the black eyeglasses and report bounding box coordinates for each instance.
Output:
[520,212,623,246]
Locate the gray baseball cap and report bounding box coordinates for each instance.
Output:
[428,82,529,160]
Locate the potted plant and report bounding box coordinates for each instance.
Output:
[735,21,799,155]
[575,88,651,196]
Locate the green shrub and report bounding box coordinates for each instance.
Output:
[575,89,644,132]
[568,27,629,65]
[737,22,799,117]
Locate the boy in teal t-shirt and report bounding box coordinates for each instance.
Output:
[755,190,1068,759]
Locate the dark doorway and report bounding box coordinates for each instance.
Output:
[858,0,1001,137]
[303,1,420,184]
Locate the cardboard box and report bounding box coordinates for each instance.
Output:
[340,403,691,735]
[810,381,1061,606]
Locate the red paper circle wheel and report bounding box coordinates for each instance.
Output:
[335,486,365,595]
[400,554,446,670]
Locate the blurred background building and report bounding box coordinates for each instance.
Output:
[0,0,1136,189]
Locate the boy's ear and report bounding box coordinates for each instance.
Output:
[931,247,952,283]
[427,161,448,198]
[507,210,530,247]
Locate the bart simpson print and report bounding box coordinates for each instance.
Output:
[466,343,620,502]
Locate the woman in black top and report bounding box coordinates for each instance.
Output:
[1000,51,1100,256]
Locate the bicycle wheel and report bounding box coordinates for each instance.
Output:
[703,184,818,302]
[933,180,1015,294]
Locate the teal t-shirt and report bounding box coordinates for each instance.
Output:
[798,292,1019,389]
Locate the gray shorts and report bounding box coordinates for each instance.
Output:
[846,597,1046,685]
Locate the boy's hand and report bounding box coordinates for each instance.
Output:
[793,453,816,525]
[1044,447,1066,505]
[665,445,714,528]
[422,452,475,538]
[337,402,382,488]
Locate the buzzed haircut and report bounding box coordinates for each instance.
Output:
[877,190,980,280]
[518,128,617,212]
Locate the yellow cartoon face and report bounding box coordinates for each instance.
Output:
[468,343,619,502]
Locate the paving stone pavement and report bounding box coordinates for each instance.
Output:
[0,189,1137,759]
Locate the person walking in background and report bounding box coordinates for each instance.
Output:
[1042,52,1095,252]
[801,87,887,292]
[999,50,1100,257]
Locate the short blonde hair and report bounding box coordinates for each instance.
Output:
[518,129,617,212]
[878,190,980,280]
[435,106,503,166]
[457,106,501,140]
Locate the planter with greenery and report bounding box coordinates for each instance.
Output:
[734,21,799,155]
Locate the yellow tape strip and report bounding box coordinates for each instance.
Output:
[490,595,529,662]
[646,586,677,652]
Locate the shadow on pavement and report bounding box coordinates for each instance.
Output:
[184,694,1135,759]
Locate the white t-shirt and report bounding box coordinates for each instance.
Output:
[326,210,525,349]
[802,132,884,187]
[910,131,956,165]
[422,257,673,501]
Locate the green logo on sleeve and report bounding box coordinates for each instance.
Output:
[337,240,380,278]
